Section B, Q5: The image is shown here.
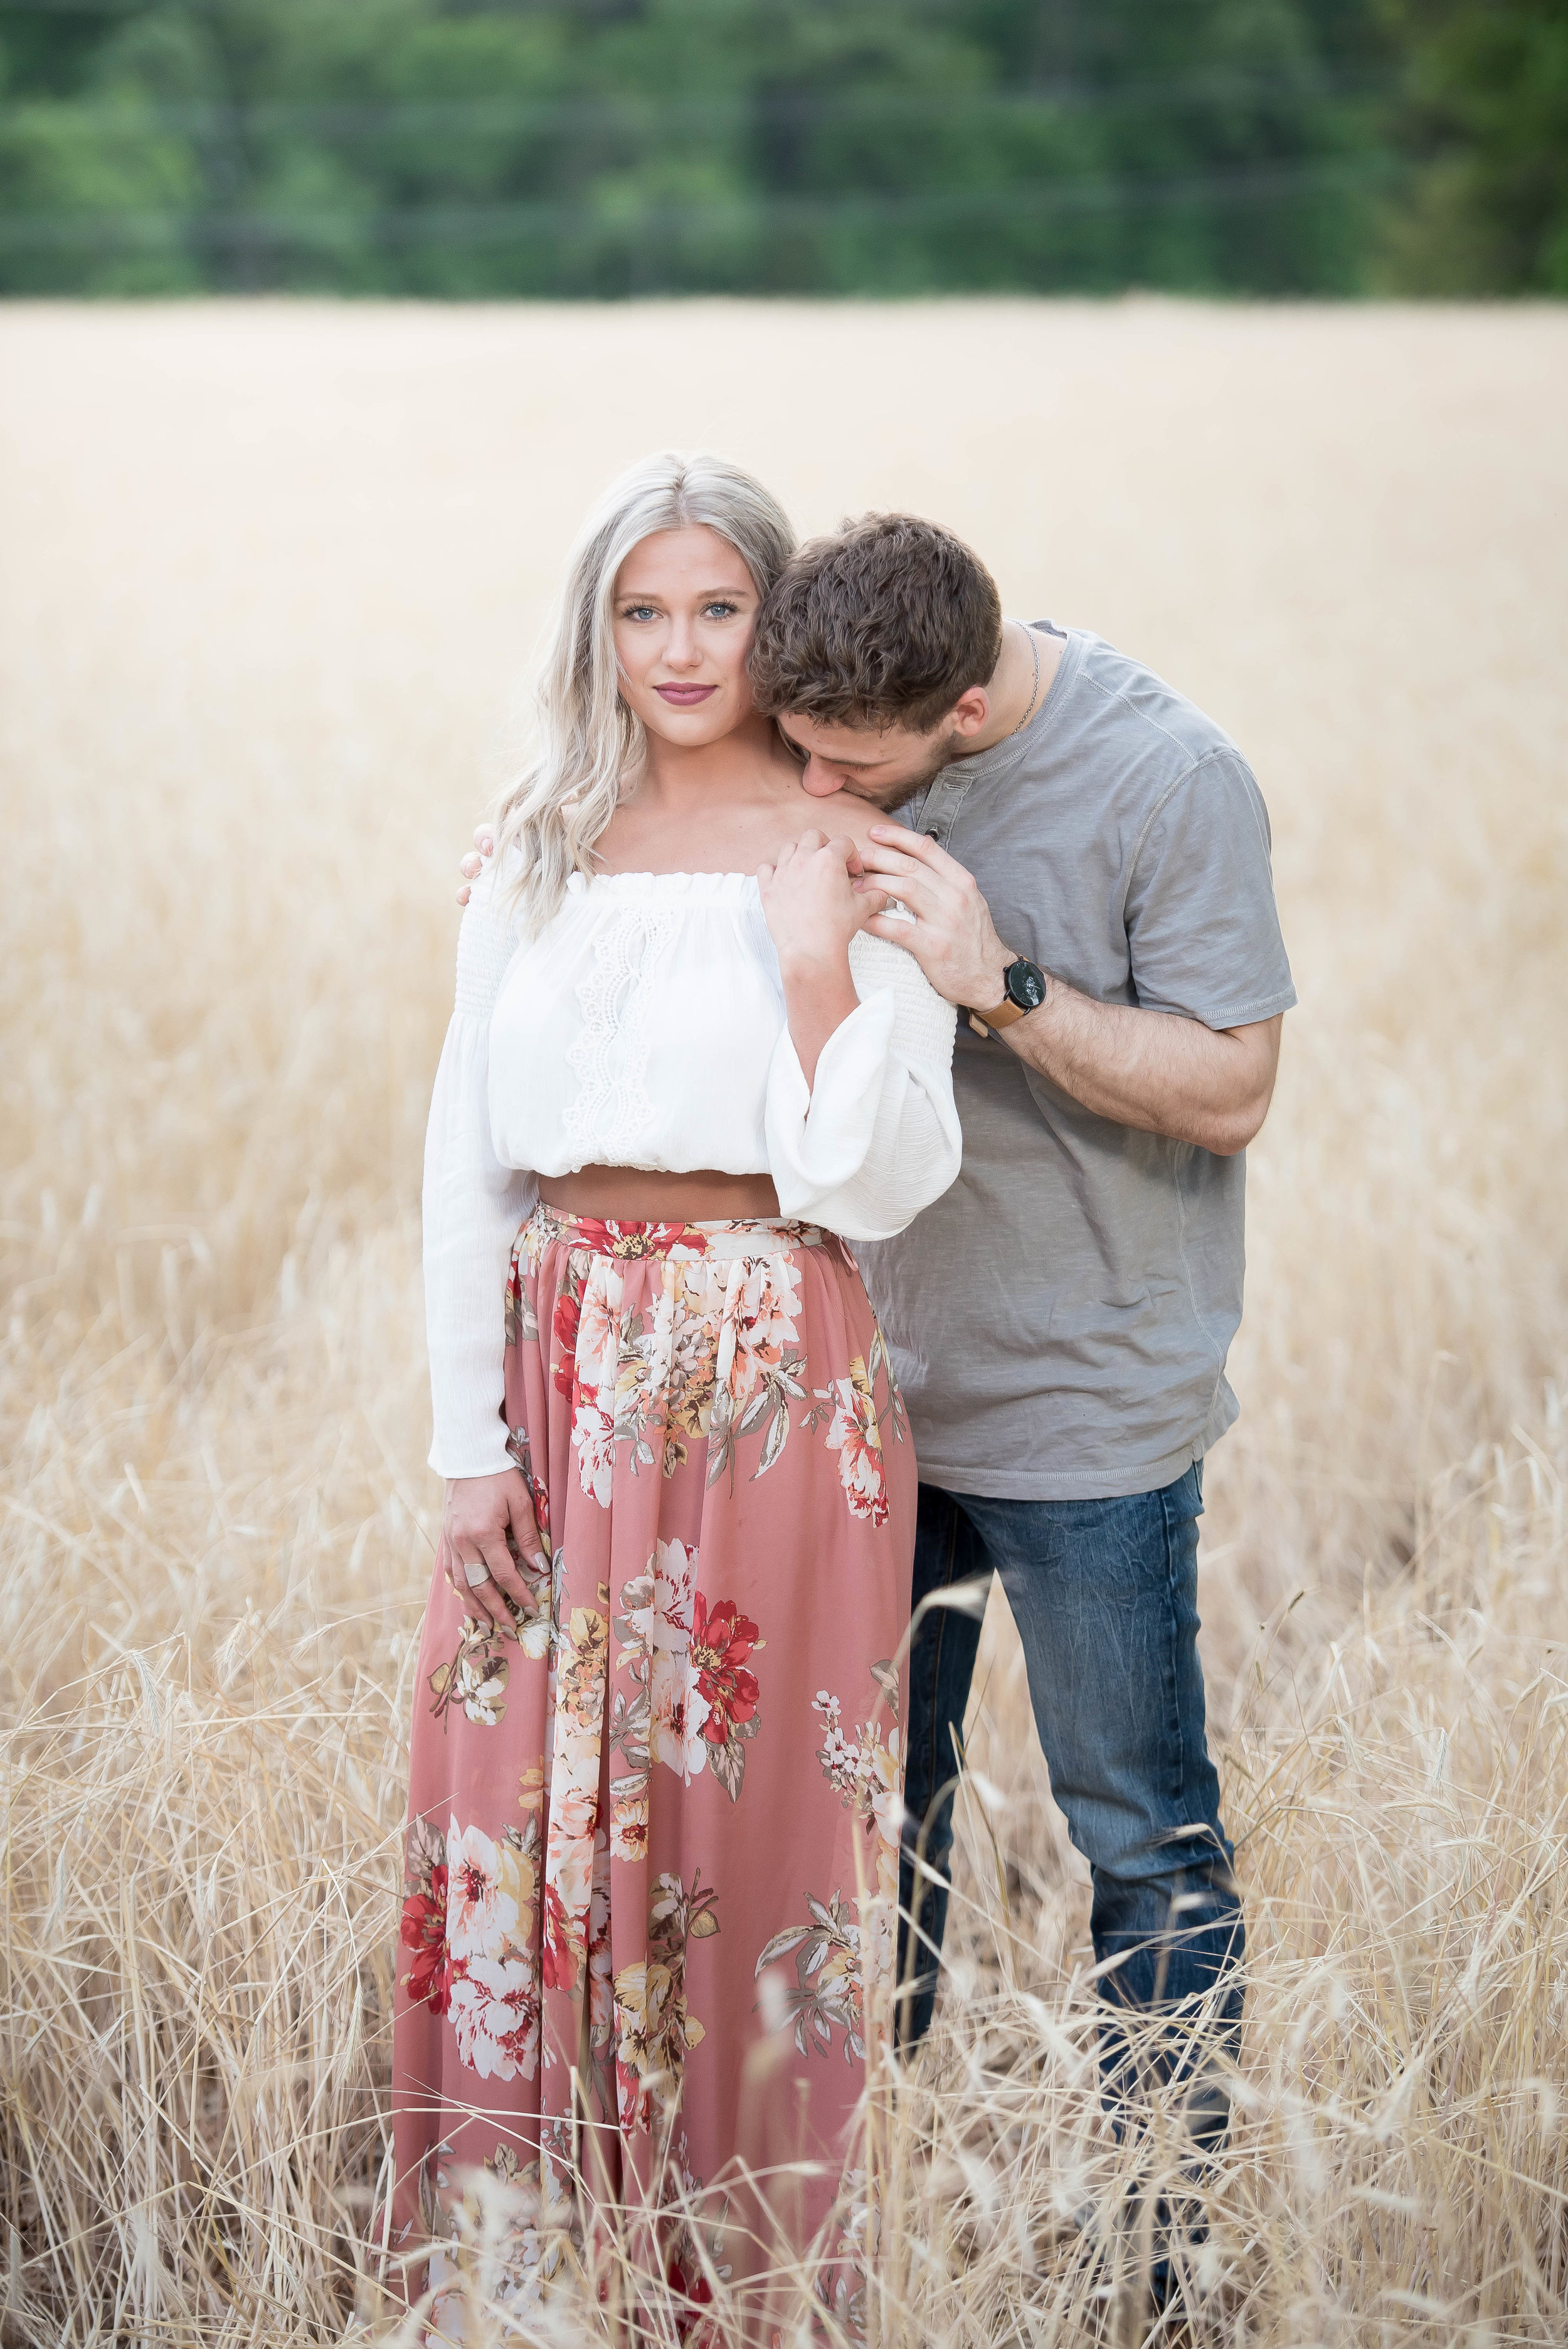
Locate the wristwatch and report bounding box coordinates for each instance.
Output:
[967,957,1049,1037]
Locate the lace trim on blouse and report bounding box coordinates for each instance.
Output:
[562,903,678,1160]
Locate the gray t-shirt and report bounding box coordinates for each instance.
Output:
[856,624,1296,1502]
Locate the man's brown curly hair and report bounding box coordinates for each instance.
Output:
[748,513,1004,734]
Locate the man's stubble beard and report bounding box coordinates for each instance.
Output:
[837,726,965,814]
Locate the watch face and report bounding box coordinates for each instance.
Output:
[1005,959,1047,1012]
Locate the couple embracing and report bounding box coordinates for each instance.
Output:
[391,450,1295,2332]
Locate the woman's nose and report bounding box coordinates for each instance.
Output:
[665,617,700,668]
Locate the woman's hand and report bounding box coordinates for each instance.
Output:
[758,832,884,1088]
[757,830,884,972]
[442,1468,546,1633]
[456,824,494,906]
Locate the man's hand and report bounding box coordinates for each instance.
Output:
[859,824,1014,1011]
[442,1468,546,1632]
[858,823,1282,1159]
[456,825,494,906]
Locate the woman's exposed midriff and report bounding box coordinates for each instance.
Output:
[539,1165,781,1224]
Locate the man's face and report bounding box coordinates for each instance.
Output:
[775,711,972,810]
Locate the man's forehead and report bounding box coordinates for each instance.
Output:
[776,717,905,768]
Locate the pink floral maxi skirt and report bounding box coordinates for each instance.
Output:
[391,1205,914,2327]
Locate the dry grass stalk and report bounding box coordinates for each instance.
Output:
[1,300,1565,2344]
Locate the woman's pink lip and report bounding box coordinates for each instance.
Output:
[655,683,718,703]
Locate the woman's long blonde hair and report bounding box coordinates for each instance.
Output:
[492,450,797,934]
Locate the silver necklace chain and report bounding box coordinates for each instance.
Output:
[1007,620,1041,739]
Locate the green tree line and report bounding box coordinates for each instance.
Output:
[0,0,1562,297]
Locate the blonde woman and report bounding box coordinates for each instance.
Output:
[392,452,960,2327]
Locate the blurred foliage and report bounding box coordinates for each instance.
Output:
[1379,0,1568,290]
[0,0,1556,295]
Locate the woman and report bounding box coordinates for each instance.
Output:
[393,450,960,2335]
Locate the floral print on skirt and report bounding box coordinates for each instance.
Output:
[391,1204,914,2334]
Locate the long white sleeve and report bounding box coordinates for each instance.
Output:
[765,927,961,1240]
[423,869,538,1480]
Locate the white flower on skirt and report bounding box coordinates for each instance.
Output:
[449,1954,541,2081]
[720,1253,803,1405]
[446,1821,520,1965]
[547,1827,596,1923]
[517,1611,553,1662]
[870,1725,904,1848]
[820,1367,890,1528]
[649,1649,711,1782]
[549,1716,601,1844]
[610,1788,650,1863]
[621,1536,697,1653]
[571,1400,616,1506]
[576,1263,625,1389]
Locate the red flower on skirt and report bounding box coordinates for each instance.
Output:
[400,1862,450,2013]
[689,1593,760,1744]
[541,1880,579,1992]
[571,1218,712,1260]
[667,2254,715,2341]
[552,1290,581,1397]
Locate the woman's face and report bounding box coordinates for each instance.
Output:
[612,526,761,748]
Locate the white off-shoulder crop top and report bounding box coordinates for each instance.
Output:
[423,859,961,1478]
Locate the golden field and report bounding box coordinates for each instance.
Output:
[1,298,1566,2346]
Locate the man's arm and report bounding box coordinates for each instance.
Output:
[993,987,1280,1156]
[857,826,1281,1158]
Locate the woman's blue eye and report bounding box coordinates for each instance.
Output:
[704,602,739,618]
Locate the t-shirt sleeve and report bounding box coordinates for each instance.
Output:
[1123,750,1297,1030]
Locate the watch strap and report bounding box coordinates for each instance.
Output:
[967,995,1029,1037]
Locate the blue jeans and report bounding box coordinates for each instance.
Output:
[897,1465,1243,2116]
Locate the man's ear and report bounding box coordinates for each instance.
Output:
[948,686,991,741]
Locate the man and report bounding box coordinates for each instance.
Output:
[461,512,1294,2209]
[746,517,1293,2108]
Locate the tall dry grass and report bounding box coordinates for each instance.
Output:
[1,299,1565,2345]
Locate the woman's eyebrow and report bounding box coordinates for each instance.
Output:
[617,583,751,599]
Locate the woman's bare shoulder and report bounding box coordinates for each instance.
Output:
[775,784,887,852]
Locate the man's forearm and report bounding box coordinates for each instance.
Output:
[1000,983,1281,1156]
[854,822,1283,1155]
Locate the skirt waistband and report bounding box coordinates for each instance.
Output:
[526,1200,827,1262]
